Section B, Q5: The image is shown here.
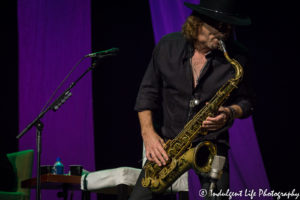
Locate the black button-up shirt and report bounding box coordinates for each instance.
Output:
[135,32,254,142]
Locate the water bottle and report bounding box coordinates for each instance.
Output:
[52,157,64,175]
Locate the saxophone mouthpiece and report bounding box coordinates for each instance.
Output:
[218,40,227,53]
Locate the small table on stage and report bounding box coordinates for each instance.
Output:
[21,174,89,200]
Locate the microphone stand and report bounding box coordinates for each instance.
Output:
[16,59,99,200]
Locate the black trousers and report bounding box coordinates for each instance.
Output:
[128,168,229,200]
[128,142,229,200]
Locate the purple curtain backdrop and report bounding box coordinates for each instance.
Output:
[18,0,95,199]
[148,0,272,199]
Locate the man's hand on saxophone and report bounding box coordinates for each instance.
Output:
[138,110,169,167]
[202,105,243,131]
[142,130,168,167]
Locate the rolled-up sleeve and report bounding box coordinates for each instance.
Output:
[134,45,162,112]
[227,54,255,118]
[230,88,255,118]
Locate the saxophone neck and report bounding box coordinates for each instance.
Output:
[218,40,231,61]
[218,40,244,82]
[218,40,227,54]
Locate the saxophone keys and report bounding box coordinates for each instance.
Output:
[174,143,181,150]
[202,131,208,135]
[152,179,160,188]
[168,148,176,156]
[163,139,171,148]
[159,168,168,179]
[141,177,151,187]
[170,159,178,169]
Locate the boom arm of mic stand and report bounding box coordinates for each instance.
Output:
[16,61,97,139]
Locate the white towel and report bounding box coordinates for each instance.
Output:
[81,166,188,192]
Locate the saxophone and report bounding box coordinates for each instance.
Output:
[141,40,244,193]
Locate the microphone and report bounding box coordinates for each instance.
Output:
[85,48,119,58]
[209,155,226,196]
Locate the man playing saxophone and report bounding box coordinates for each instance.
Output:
[129,0,254,199]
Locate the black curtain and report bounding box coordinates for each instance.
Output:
[91,1,155,170]
[0,1,18,154]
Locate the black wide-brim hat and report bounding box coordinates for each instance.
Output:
[184,0,251,26]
